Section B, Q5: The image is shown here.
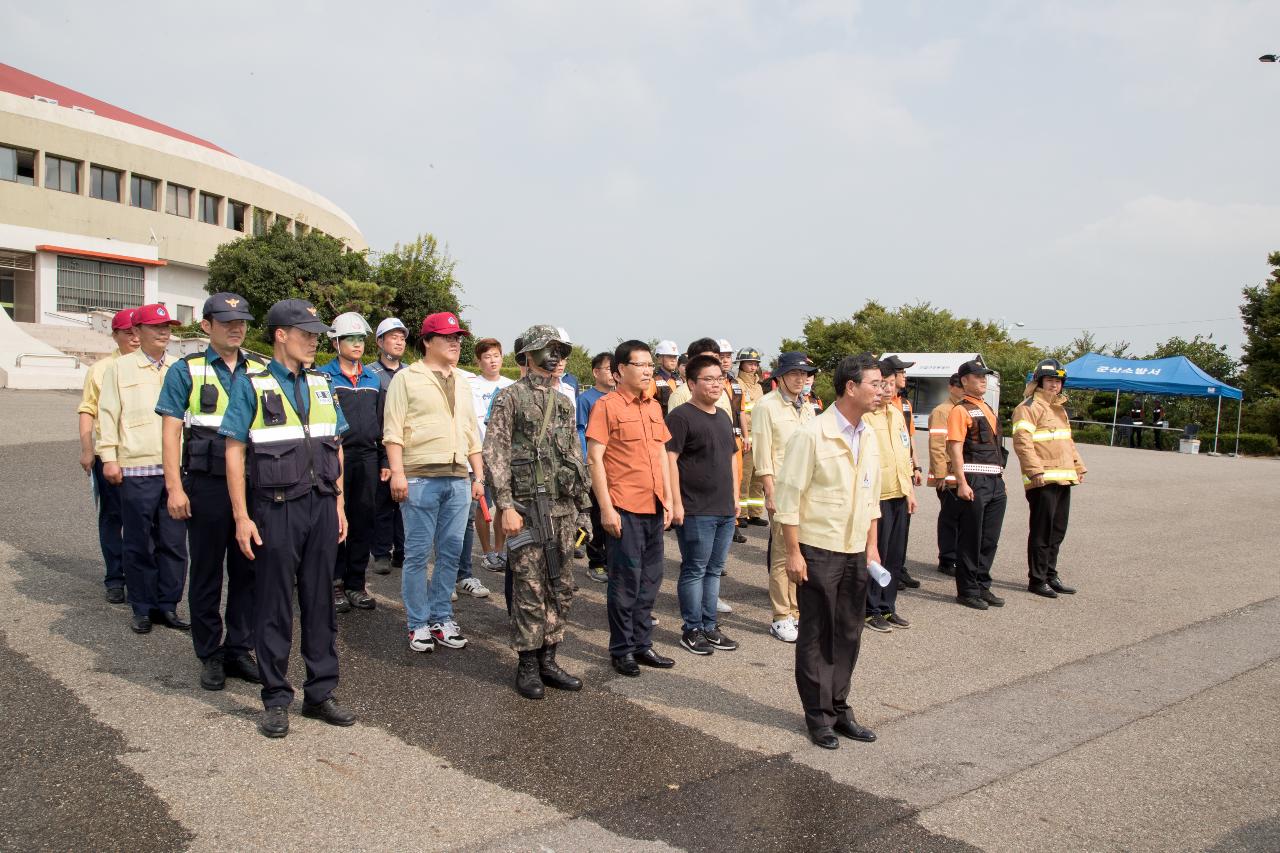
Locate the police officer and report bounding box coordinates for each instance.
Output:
[156,292,264,690]
[220,299,356,738]
[946,359,1007,610]
[483,325,593,699]
[316,312,383,613]
[369,317,408,574]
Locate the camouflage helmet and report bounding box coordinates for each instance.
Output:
[517,324,571,355]
[735,346,762,364]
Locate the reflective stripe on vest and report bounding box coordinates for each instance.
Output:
[248,372,338,444]
[929,427,948,435]
[1024,468,1079,485]
[184,356,231,428]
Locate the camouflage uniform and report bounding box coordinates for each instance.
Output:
[484,364,592,652]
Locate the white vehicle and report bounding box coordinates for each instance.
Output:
[879,353,1002,431]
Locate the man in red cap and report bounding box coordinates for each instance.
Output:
[383,312,485,653]
[97,303,190,634]
[77,308,141,604]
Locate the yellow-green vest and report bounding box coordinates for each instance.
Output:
[183,352,263,475]
[247,368,341,501]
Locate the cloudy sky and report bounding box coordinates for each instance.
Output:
[11,1,1280,358]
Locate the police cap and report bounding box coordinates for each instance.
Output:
[265,298,331,334]
[202,292,254,322]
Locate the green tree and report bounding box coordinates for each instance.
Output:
[205,221,373,320]
[1241,252,1280,396]
[311,278,398,323]
[375,234,471,361]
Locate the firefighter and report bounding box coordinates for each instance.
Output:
[927,373,964,576]
[1012,358,1086,598]
[734,346,767,527]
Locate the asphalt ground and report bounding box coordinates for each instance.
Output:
[1,388,1277,852]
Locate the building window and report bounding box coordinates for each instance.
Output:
[295,221,309,237]
[0,144,37,185]
[45,155,80,193]
[199,192,221,225]
[252,208,270,236]
[55,256,144,313]
[165,183,192,218]
[228,200,246,232]
[1,268,14,319]
[130,175,158,210]
[176,304,194,325]
[276,216,292,234]
[89,165,122,202]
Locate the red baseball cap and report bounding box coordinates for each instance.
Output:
[111,308,136,330]
[132,303,182,327]
[420,312,470,337]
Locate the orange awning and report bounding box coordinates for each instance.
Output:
[35,244,167,267]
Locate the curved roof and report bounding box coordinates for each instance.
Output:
[0,63,231,156]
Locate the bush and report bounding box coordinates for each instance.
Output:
[1072,424,1110,446]
[1196,433,1278,457]
[1239,397,1280,442]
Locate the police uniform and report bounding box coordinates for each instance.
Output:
[483,325,592,698]
[219,299,353,733]
[154,293,263,685]
[946,361,1007,606]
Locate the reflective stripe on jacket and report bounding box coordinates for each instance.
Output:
[1011,387,1086,489]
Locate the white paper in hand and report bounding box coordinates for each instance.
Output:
[867,560,892,587]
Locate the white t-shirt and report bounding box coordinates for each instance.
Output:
[465,370,514,441]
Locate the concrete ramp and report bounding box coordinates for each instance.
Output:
[0,309,87,389]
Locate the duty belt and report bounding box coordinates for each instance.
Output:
[962,463,1003,475]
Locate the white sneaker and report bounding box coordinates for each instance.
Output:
[451,591,458,602]
[716,599,733,614]
[770,619,798,643]
[457,577,490,598]
[430,620,468,649]
[409,627,435,653]
[650,614,660,627]
[482,552,504,570]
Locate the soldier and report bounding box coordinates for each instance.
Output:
[484,325,593,699]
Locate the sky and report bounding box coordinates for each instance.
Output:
[10,0,1280,360]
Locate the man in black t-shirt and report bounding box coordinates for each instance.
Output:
[666,354,741,656]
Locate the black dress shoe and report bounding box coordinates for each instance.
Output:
[391,552,404,569]
[611,654,641,677]
[301,697,356,727]
[259,706,289,738]
[635,648,675,669]
[898,570,921,589]
[334,588,351,614]
[1048,578,1076,594]
[371,556,392,575]
[1028,582,1058,598]
[732,529,748,544]
[809,728,840,750]
[937,562,956,576]
[345,589,376,610]
[200,656,226,691]
[747,517,769,527]
[151,610,191,630]
[979,589,1005,607]
[834,717,877,742]
[223,653,261,683]
[105,587,126,604]
[130,614,152,633]
[957,595,989,610]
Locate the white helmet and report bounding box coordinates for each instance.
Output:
[329,311,373,339]
[717,338,734,354]
[655,340,679,357]
[375,317,407,339]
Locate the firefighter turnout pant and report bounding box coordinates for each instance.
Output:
[955,475,1006,599]
[1026,483,1071,585]
[739,445,766,520]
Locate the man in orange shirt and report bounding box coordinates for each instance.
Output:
[946,359,1008,610]
[586,339,675,677]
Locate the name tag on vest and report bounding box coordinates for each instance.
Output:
[315,389,332,404]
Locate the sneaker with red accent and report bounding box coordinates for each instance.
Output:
[430,620,468,649]
[409,627,435,653]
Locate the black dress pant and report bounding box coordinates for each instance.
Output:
[606,507,664,657]
[120,475,188,620]
[372,478,404,560]
[936,487,961,566]
[866,497,907,616]
[185,473,254,661]
[252,490,339,708]
[335,449,377,591]
[1026,484,1072,584]
[586,494,608,568]
[92,456,125,590]
[955,474,1006,599]
[795,544,867,733]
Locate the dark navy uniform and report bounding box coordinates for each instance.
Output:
[368,359,405,566]
[155,335,263,668]
[221,356,349,710]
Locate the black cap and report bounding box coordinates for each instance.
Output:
[957,359,996,378]
[265,298,331,334]
[948,372,962,387]
[202,292,254,322]
[775,351,818,375]
[880,354,915,372]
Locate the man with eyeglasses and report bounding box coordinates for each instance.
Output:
[587,340,676,677]
[383,312,485,654]
[316,313,383,614]
[862,366,917,634]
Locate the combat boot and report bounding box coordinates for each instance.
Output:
[537,644,583,691]
[516,650,545,699]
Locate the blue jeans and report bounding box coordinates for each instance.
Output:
[675,515,735,632]
[401,477,470,630]
[456,500,477,581]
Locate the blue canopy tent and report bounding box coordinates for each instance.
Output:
[1060,354,1244,455]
